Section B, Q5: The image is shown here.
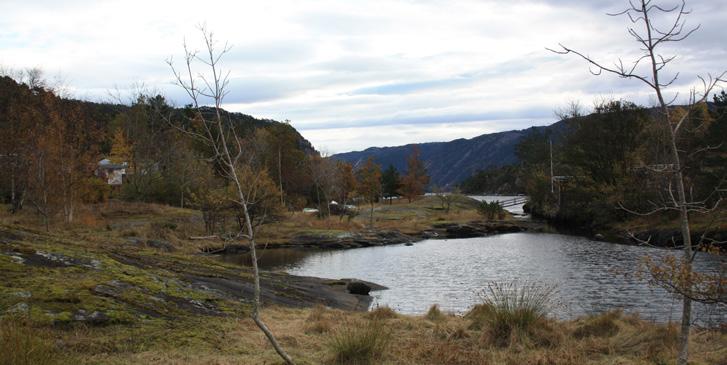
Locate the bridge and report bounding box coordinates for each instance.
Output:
[494,196,528,208]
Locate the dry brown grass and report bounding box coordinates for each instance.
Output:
[366,306,398,320]
[0,316,60,365]
[257,212,365,243]
[356,196,484,234]
[2,196,485,254]
[253,196,486,244]
[2,305,725,365]
[305,305,335,334]
[572,310,622,339]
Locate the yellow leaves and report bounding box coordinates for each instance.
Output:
[357,157,382,203]
[109,128,132,165]
[642,255,727,304]
[400,147,429,202]
[669,106,688,126]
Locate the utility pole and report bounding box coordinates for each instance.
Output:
[549,138,554,194]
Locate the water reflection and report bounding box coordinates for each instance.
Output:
[218,247,313,268]
[221,233,725,325]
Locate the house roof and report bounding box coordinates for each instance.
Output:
[98,159,128,170]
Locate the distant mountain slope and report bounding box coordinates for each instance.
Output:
[332,121,567,188]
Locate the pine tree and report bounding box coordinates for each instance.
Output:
[381,164,400,204]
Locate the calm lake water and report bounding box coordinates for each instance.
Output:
[222,233,726,325]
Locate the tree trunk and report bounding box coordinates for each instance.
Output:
[323,192,331,218]
[678,293,692,364]
[369,202,374,227]
[671,141,693,365]
[315,184,320,211]
[659,84,693,365]
[232,170,295,365]
[218,116,295,365]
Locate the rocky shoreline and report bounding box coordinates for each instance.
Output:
[0,225,388,329]
[204,219,551,254]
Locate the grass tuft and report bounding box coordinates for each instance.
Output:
[425,304,445,321]
[328,320,392,365]
[468,281,558,348]
[366,306,398,320]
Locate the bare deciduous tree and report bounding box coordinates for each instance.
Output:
[167,27,295,365]
[548,1,725,363]
[357,157,382,227]
[554,100,584,121]
[310,153,338,218]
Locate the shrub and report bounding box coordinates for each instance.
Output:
[81,177,111,204]
[476,201,505,221]
[0,317,58,365]
[328,320,391,365]
[468,281,557,347]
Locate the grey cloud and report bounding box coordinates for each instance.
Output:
[224,76,305,103]
[348,56,541,96]
[297,106,554,131]
[350,77,472,96]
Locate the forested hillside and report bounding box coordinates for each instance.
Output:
[0,76,318,225]
[514,99,726,238]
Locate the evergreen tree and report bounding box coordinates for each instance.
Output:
[381,164,400,204]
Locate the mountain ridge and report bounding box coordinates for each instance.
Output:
[331,121,567,188]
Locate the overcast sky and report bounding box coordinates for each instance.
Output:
[2,0,725,153]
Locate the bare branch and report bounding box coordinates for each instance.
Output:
[546,44,656,88]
